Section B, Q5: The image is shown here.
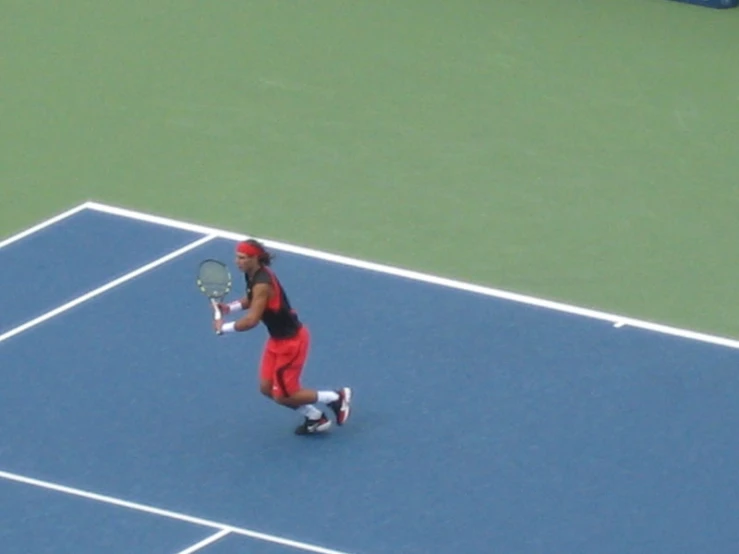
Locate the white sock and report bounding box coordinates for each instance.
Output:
[297,404,322,420]
[317,390,340,404]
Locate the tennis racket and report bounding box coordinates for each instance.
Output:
[196,259,232,321]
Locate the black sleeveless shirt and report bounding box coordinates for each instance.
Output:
[245,267,302,339]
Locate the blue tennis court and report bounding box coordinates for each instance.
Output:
[1,204,738,554]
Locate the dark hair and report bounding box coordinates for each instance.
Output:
[245,238,274,266]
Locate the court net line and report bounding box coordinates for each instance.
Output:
[0,469,352,554]
[0,235,216,344]
[82,201,739,351]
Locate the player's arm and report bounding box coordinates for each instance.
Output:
[222,283,270,333]
[218,296,250,314]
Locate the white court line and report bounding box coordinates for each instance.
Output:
[174,529,231,554]
[0,469,353,554]
[0,234,216,344]
[85,201,739,351]
[0,203,91,250]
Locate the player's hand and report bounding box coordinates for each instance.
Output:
[217,302,230,315]
[213,318,224,335]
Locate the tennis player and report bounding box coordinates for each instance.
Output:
[213,239,352,435]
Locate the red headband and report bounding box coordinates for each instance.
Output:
[236,241,263,257]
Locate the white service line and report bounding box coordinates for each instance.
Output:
[0,203,91,250]
[174,529,231,554]
[0,234,216,344]
[0,469,353,554]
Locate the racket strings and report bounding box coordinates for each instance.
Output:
[198,261,231,298]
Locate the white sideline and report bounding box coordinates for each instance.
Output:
[0,234,216,344]
[0,469,353,554]
[84,201,739,351]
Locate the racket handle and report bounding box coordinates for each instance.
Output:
[211,298,222,321]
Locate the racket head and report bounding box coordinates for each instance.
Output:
[196,259,232,303]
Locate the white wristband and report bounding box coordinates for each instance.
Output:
[221,322,236,334]
[228,301,244,313]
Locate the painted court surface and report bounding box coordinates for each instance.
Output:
[1,203,738,554]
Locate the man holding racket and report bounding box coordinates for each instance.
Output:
[213,239,352,436]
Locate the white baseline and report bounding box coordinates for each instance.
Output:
[83,201,739,351]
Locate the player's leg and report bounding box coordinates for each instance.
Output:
[258,343,276,399]
[278,327,352,426]
[259,379,273,399]
[291,326,352,425]
[270,327,350,434]
[270,333,330,434]
[275,388,318,407]
[282,388,352,426]
[266,327,352,433]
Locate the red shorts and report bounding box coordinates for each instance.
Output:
[259,325,310,398]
